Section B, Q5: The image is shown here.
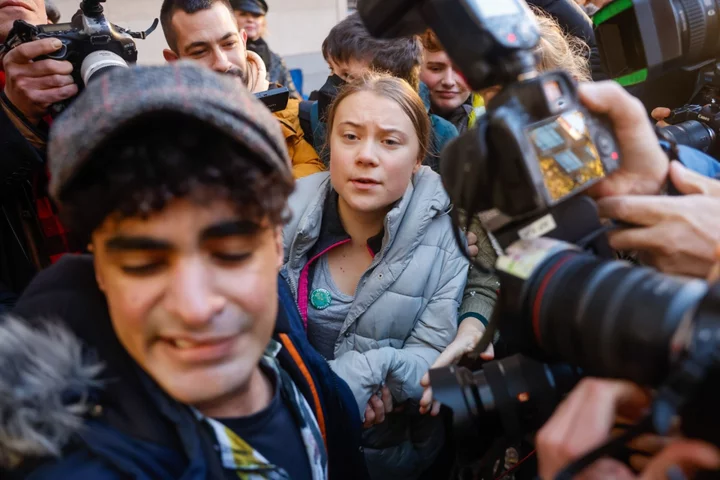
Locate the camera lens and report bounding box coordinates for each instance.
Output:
[81,51,129,86]
[430,355,581,443]
[671,0,720,65]
[659,120,717,153]
[528,252,708,386]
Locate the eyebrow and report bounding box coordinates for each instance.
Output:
[106,236,171,252]
[426,62,447,67]
[339,121,407,136]
[200,220,262,241]
[184,33,237,53]
[105,220,260,252]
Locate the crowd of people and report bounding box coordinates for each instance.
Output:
[1,0,720,479]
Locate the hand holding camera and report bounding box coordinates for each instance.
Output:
[2,37,77,124]
[0,0,157,118]
[580,81,670,198]
[599,162,720,278]
[537,378,720,480]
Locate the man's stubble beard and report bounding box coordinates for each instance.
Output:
[224,64,249,88]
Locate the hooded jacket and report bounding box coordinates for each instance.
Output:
[4,255,367,480]
[282,168,467,478]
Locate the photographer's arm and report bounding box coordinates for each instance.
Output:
[536,378,720,479]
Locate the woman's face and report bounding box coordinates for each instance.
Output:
[420,49,471,115]
[330,91,422,215]
[235,10,265,40]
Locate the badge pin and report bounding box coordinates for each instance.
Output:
[310,288,332,310]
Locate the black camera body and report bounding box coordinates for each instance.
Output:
[0,0,157,115]
[360,0,539,91]
[443,70,620,220]
[361,0,619,228]
[661,102,720,155]
[595,0,720,87]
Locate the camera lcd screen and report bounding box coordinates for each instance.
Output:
[470,0,521,18]
[40,23,71,33]
[526,110,605,203]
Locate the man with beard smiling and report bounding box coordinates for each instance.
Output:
[160,0,324,179]
[7,63,366,479]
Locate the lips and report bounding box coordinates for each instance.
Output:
[0,1,33,11]
[350,177,381,191]
[352,177,380,185]
[435,91,460,99]
[160,335,238,363]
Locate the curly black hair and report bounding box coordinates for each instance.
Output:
[58,112,294,242]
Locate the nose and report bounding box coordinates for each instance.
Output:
[164,257,226,328]
[211,48,233,75]
[441,69,456,88]
[355,139,380,168]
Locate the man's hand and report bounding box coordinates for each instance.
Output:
[579,82,670,198]
[2,38,78,124]
[598,162,720,278]
[537,378,720,480]
[363,386,392,429]
[419,317,493,416]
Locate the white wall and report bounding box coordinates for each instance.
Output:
[51,0,347,91]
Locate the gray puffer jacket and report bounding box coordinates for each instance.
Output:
[282,167,467,478]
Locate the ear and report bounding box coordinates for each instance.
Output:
[92,248,107,293]
[274,226,284,271]
[163,49,179,63]
[240,29,248,45]
[413,155,423,174]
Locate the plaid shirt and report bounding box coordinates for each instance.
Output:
[193,339,328,480]
[0,71,77,266]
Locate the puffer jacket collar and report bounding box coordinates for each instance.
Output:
[283,167,451,335]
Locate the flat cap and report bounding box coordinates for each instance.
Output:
[48,62,291,202]
[230,0,268,15]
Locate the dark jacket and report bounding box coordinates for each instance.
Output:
[7,255,368,479]
[0,86,48,311]
[268,50,301,100]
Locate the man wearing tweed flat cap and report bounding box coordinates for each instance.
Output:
[8,63,367,480]
[160,0,324,179]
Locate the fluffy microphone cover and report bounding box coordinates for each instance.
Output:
[0,316,102,469]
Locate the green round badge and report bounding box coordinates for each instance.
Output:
[310,288,332,310]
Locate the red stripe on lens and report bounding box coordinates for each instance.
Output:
[532,255,573,345]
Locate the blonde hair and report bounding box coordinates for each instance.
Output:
[327,72,431,162]
[533,7,591,81]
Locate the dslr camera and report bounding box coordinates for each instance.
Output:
[595,0,720,158]
[359,0,720,477]
[361,0,620,249]
[0,0,158,115]
[659,65,720,157]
